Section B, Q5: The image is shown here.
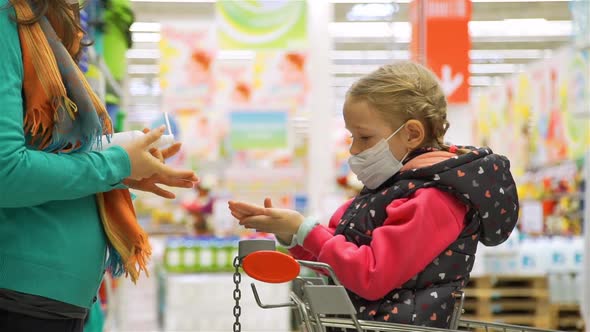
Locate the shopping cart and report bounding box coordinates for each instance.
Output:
[231,239,563,332]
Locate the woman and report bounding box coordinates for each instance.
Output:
[0,0,198,331]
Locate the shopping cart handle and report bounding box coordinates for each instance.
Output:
[250,283,297,309]
[242,251,300,283]
[296,260,342,285]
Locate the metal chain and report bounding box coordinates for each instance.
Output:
[232,256,242,332]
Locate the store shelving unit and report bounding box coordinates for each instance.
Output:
[463,276,551,329]
[550,303,585,331]
[462,275,586,331]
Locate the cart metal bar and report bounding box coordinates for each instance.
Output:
[316,317,464,332]
[293,276,327,301]
[458,319,563,332]
[291,291,315,332]
[250,283,297,309]
[296,315,566,332]
[449,291,465,330]
[297,260,342,286]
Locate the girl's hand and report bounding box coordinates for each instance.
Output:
[228,198,304,235]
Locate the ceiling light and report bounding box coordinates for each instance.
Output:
[130,22,161,32]
[346,3,399,21]
[132,32,161,43]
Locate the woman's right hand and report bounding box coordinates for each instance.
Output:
[121,126,197,182]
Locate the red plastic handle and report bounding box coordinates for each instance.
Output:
[242,250,300,284]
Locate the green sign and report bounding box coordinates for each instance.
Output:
[217,0,308,50]
[229,111,289,150]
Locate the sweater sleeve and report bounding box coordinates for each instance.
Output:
[0,5,131,208]
[301,188,468,300]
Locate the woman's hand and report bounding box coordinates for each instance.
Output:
[121,126,198,198]
[228,198,304,237]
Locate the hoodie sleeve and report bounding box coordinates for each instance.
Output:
[286,199,354,261]
[300,188,468,300]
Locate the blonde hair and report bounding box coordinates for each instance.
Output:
[347,61,463,153]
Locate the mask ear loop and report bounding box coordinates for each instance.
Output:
[400,150,411,164]
[385,123,406,141]
[386,123,410,163]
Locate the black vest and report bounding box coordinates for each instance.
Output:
[333,147,518,328]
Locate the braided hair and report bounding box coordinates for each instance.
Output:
[347,61,468,155]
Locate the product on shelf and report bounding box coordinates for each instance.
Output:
[163,233,288,274]
[164,236,241,273]
[517,161,584,236]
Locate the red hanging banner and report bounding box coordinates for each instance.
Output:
[410,0,472,104]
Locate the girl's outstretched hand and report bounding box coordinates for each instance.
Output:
[228,198,303,236]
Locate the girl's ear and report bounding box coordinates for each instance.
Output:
[403,120,426,149]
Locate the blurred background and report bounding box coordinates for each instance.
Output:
[79,0,588,331]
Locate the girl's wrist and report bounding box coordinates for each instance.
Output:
[290,213,305,234]
[276,234,296,248]
[296,216,320,246]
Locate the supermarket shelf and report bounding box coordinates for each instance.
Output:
[553,303,582,311]
[463,275,551,329]
[466,275,548,299]
[464,276,584,331]
[550,303,585,331]
[464,299,539,312]
[467,288,549,299]
[559,317,584,328]
[469,275,548,284]
[461,315,544,327]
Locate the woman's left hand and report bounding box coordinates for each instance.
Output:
[123,129,196,199]
[229,198,304,235]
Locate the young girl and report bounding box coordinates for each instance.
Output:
[229,61,519,328]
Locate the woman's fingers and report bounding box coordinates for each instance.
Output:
[161,142,182,159]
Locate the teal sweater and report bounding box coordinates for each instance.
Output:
[0,2,131,309]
